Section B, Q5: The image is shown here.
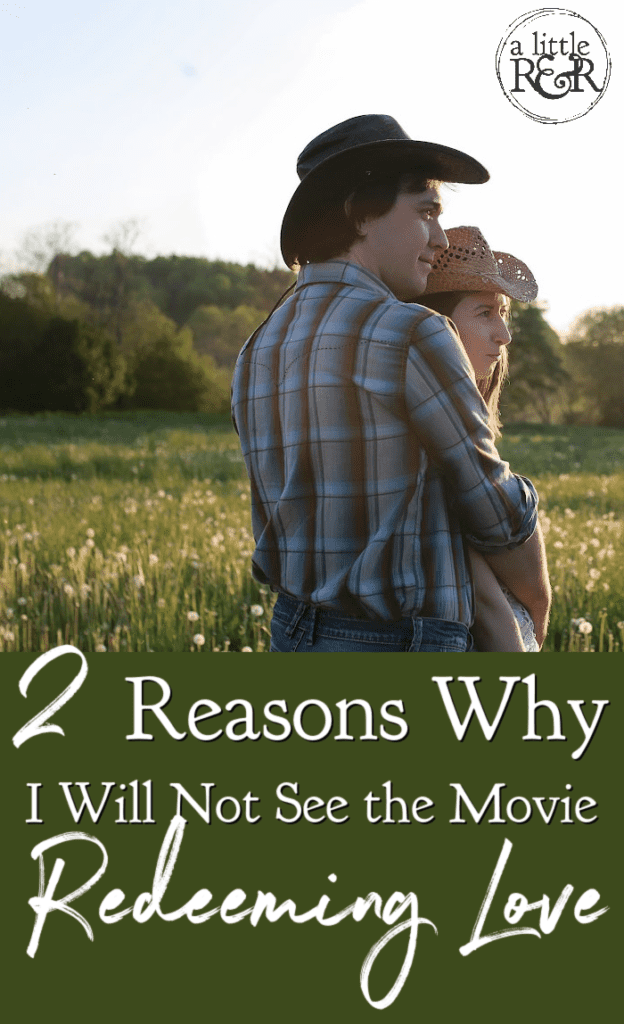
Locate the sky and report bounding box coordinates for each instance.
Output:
[0,0,621,335]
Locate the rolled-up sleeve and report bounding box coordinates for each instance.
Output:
[405,312,538,553]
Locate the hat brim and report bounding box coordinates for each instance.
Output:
[280,139,489,269]
[424,252,538,303]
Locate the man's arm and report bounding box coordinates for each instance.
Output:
[403,308,549,642]
[482,522,551,648]
[404,310,538,551]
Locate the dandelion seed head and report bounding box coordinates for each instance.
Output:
[86,528,95,538]
[578,621,593,634]
[149,553,159,565]
[250,604,264,618]
[241,646,253,653]
[95,644,107,653]
[193,633,206,646]
[187,610,199,622]
[63,584,75,597]
[17,596,27,606]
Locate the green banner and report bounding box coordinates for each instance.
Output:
[3,652,620,1021]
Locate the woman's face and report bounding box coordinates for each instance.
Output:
[450,291,512,378]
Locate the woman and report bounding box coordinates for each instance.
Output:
[422,226,543,652]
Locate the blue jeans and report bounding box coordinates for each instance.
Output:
[270,593,472,653]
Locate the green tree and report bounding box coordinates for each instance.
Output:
[564,306,624,427]
[1,272,57,313]
[0,292,48,410]
[0,293,126,413]
[15,221,80,308]
[117,299,229,413]
[186,303,264,368]
[501,302,569,423]
[40,318,127,412]
[45,251,294,326]
[126,334,228,413]
[2,271,92,322]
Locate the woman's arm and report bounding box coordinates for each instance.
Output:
[481,522,551,647]
[469,548,526,652]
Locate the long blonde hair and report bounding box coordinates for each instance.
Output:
[423,290,509,438]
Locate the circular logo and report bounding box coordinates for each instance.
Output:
[496,8,611,123]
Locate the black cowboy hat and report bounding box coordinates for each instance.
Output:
[280,114,489,269]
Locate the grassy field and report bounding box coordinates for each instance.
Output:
[1,412,623,652]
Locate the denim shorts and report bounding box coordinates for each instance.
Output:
[269,593,473,653]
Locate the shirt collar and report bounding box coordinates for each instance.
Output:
[295,259,395,300]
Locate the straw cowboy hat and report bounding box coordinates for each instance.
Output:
[423,225,538,302]
[280,114,489,269]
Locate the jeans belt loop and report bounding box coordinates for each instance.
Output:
[409,617,423,653]
[306,606,319,646]
[285,601,308,638]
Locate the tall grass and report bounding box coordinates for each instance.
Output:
[1,414,623,652]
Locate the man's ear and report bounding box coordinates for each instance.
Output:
[344,192,367,237]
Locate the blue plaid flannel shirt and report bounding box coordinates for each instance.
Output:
[232,260,537,624]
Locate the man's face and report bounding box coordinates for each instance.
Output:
[352,185,448,300]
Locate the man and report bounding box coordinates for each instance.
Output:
[232,114,548,652]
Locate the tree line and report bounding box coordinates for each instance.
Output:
[0,234,621,425]
[501,302,624,428]
[0,250,294,415]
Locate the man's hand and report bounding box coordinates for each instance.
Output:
[483,522,551,647]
